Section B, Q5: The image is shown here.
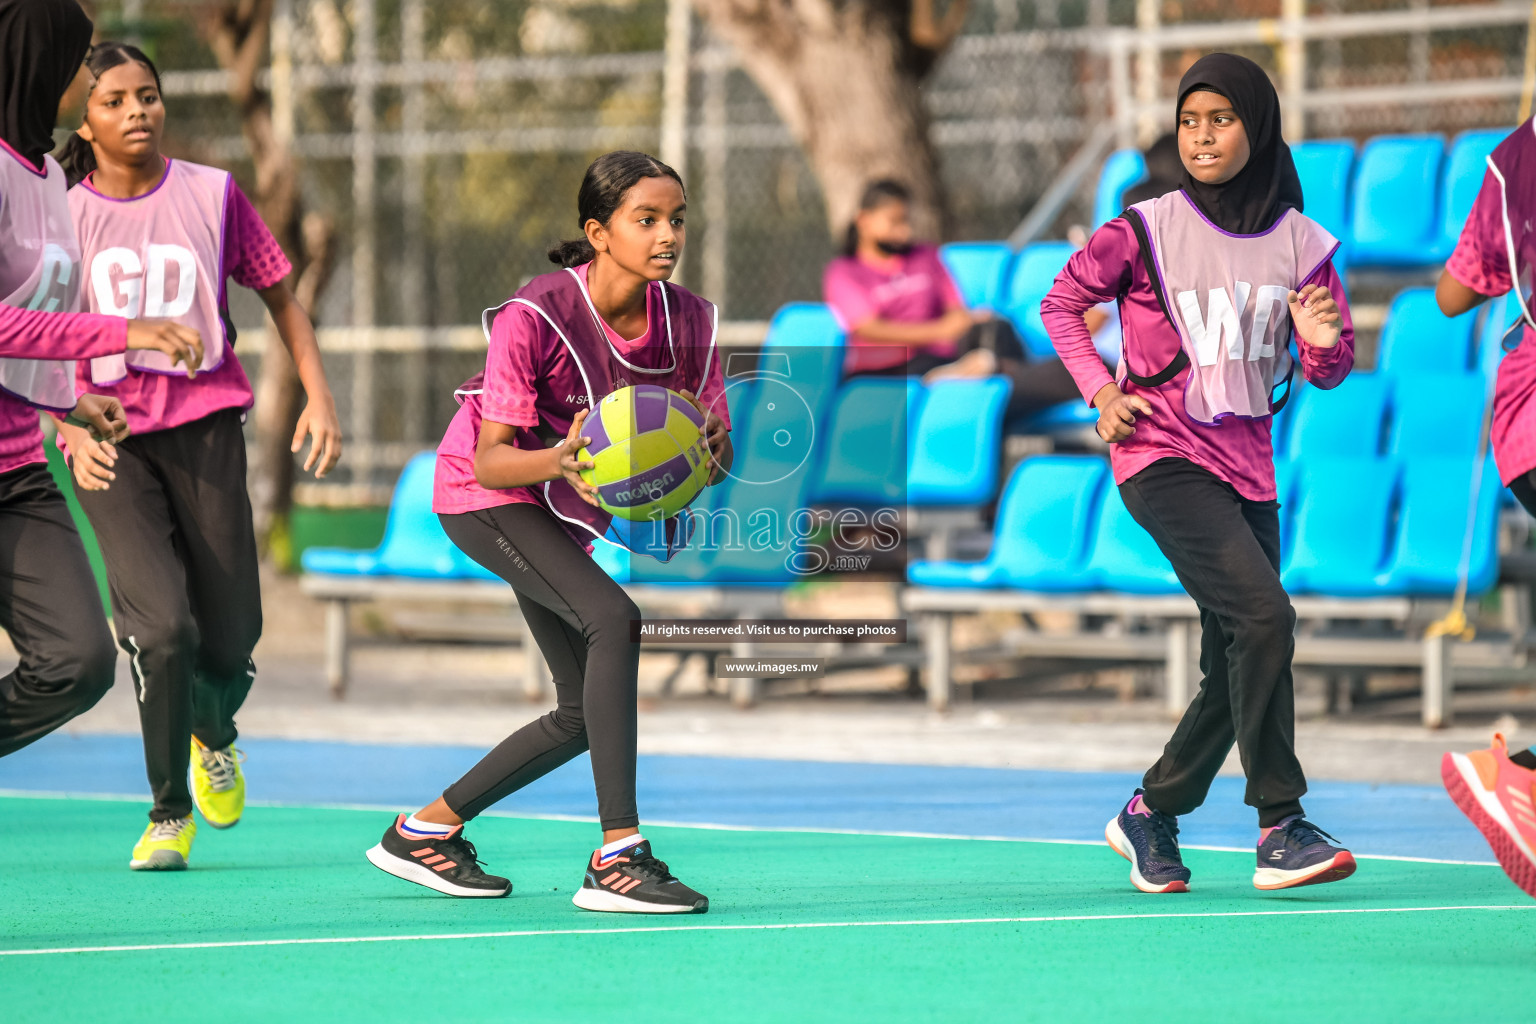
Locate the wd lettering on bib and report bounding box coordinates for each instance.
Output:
[1175,283,1291,366]
[1130,191,1338,424]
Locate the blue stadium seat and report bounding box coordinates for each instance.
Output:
[1291,139,1355,246]
[1286,373,1391,458]
[1376,287,1480,375]
[1435,128,1511,261]
[589,536,631,582]
[1094,148,1147,227]
[1013,400,1098,435]
[1478,291,1522,376]
[1376,455,1501,595]
[1375,287,1480,375]
[1082,484,1181,594]
[908,376,1012,506]
[809,377,919,505]
[1269,380,1306,460]
[908,456,1106,589]
[301,451,492,579]
[1387,372,1487,459]
[1349,134,1445,267]
[1282,457,1398,594]
[1274,457,1301,553]
[631,302,846,584]
[939,242,1013,311]
[1002,241,1077,360]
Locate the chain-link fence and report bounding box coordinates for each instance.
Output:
[92,0,1530,500]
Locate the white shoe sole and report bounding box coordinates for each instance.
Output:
[571,886,707,914]
[365,844,510,898]
[129,849,187,871]
[1253,850,1357,890]
[1105,817,1190,893]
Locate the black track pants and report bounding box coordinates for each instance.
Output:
[0,464,117,757]
[439,503,642,830]
[1120,457,1307,828]
[73,408,261,822]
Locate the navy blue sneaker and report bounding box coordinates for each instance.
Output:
[1105,790,1191,893]
[1254,815,1357,890]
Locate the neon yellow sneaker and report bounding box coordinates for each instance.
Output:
[130,816,195,870]
[191,737,245,829]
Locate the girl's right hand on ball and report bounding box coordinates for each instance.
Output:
[558,408,600,507]
[1092,383,1153,443]
[126,320,204,379]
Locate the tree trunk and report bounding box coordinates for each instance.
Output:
[690,0,966,241]
[203,0,335,560]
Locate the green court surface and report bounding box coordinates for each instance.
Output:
[3,796,1534,1023]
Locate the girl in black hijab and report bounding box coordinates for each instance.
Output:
[0,0,92,169]
[1043,52,1359,896]
[0,0,204,770]
[1174,53,1306,235]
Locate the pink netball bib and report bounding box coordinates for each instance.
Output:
[69,159,230,384]
[461,267,719,559]
[1130,191,1339,424]
[1487,119,1536,340]
[0,144,84,412]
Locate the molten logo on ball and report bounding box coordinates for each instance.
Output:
[578,385,711,522]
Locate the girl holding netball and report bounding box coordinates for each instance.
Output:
[56,42,342,871]
[1043,54,1357,893]
[0,0,203,764]
[364,151,730,913]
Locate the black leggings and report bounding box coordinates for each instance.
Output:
[1120,457,1307,828]
[1511,470,1536,519]
[0,464,117,758]
[74,409,262,822]
[439,504,641,829]
[850,320,1085,419]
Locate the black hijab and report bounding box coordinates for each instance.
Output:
[0,0,93,169]
[1175,53,1304,235]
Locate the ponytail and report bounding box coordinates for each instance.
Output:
[58,131,97,188]
[548,150,685,269]
[547,238,597,269]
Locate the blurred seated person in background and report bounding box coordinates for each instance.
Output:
[1075,133,1182,363]
[822,179,1084,419]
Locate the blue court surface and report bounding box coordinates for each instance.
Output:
[0,731,1492,861]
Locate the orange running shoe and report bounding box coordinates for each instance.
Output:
[1441,734,1536,898]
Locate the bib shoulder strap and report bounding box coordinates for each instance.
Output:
[1120,208,1188,387]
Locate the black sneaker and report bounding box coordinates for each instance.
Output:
[1105,789,1192,893]
[571,839,708,914]
[1254,814,1357,890]
[365,814,511,898]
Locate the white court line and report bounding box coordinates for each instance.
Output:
[4,904,1534,958]
[0,788,1500,867]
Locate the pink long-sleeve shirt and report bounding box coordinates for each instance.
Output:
[1445,160,1536,485]
[1042,215,1355,501]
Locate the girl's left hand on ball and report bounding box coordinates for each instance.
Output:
[1288,284,1342,349]
[680,389,729,483]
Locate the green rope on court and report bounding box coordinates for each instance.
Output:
[1,796,1530,1023]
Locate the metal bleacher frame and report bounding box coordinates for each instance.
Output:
[900,587,1506,728]
[298,571,789,705]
